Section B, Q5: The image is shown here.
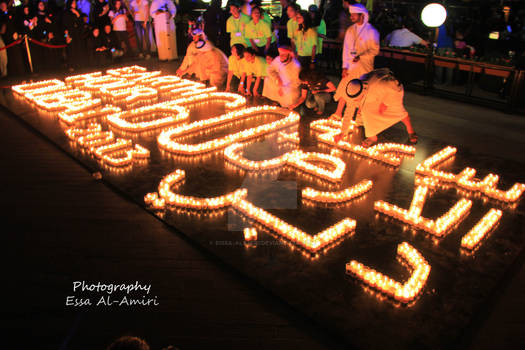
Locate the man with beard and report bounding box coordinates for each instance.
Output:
[176,29,228,87]
[262,45,302,109]
[331,3,379,121]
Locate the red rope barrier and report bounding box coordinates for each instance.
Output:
[0,38,24,51]
[28,38,67,49]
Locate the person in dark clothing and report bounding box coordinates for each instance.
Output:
[203,0,226,48]
[1,1,26,76]
[102,23,124,60]
[63,0,87,69]
[87,26,110,66]
[92,0,111,29]
[298,68,335,114]
[276,0,290,45]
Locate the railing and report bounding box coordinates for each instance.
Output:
[319,41,525,114]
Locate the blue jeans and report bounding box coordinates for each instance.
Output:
[134,21,151,53]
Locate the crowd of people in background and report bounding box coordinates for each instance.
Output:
[0,0,178,77]
[1,0,524,143]
[1,0,524,78]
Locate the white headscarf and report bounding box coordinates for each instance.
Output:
[348,3,369,25]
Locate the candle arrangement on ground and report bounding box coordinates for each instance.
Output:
[7,65,525,349]
[346,242,431,304]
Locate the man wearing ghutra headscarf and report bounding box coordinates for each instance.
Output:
[332,3,379,121]
[262,45,302,109]
[176,29,228,87]
[333,68,418,147]
[340,3,378,80]
[150,0,177,61]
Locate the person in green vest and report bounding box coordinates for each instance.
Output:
[242,46,268,97]
[308,5,326,55]
[226,43,247,93]
[245,5,276,56]
[286,3,299,50]
[226,1,251,48]
[295,10,318,69]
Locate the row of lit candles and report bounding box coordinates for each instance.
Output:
[224,144,345,182]
[310,118,416,166]
[232,198,356,252]
[461,208,502,250]
[416,147,525,203]
[157,106,300,156]
[302,179,373,203]
[374,189,473,237]
[107,102,189,133]
[145,169,248,210]
[346,242,431,304]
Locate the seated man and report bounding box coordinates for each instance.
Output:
[262,45,302,109]
[176,29,229,87]
[385,21,429,48]
[334,68,418,147]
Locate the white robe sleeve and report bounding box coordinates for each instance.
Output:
[342,27,352,70]
[357,25,379,62]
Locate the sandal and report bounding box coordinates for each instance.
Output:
[407,132,418,145]
[329,113,342,121]
[361,137,378,148]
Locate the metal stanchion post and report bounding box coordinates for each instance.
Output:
[24,35,34,73]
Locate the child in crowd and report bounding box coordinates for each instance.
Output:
[226,43,246,93]
[241,47,267,97]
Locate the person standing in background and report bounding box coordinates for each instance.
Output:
[109,0,131,56]
[130,0,151,59]
[0,1,8,77]
[276,0,290,45]
[338,0,352,41]
[92,0,111,29]
[295,10,318,69]
[308,5,326,56]
[226,1,251,48]
[245,5,275,57]
[240,0,251,17]
[286,3,299,51]
[63,0,87,70]
[203,0,226,47]
[332,3,378,121]
[150,0,177,61]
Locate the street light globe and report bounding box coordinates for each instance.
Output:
[421,3,447,28]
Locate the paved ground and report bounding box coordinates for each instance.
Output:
[1,62,525,349]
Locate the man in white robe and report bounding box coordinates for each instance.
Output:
[334,69,418,147]
[262,45,302,109]
[176,29,228,87]
[150,0,177,61]
[334,4,379,103]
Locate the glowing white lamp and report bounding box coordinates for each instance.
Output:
[421,3,447,28]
